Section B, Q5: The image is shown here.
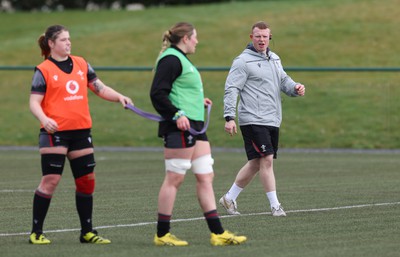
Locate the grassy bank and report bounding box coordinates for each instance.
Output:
[0,0,398,148]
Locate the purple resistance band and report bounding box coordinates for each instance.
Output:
[125,104,211,136]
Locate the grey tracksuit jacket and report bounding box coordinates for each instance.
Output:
[224,44,300,127]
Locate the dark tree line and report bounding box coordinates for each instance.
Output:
[8,0,233,11]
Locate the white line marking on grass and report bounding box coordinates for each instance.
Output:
[0,189,34,193]
[1,201,399,237]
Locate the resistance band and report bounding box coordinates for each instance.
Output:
[125,104,211,136]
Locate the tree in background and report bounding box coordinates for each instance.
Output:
[5,0,231,11]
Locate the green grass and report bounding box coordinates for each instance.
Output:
[0,149,399,257]
[0,0,399,148]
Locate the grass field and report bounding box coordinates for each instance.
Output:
[0,0,399,148]
[1,149,399,257]
[1,2,399,255]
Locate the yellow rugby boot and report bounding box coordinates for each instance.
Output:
[154,233,189,246]
[80,230,111,244]
[29,232,51,245]
[210,230,247,246]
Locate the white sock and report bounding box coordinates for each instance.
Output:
[225,183,243,201]
[266,191,280,209]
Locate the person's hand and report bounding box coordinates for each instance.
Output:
[176,116,190,131]
[295,84,305,96]
[204,98,212,107]
[41,117,58,134]
[119,95,133,107]
[224,120,237,136]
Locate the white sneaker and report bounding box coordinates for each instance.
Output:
[219,195,240,215]
[271,205,287,217]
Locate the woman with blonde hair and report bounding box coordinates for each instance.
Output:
[150,22,246,246]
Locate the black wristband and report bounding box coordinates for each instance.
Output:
[225,116,234,122]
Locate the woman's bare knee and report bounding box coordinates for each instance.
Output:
[38,174,61,194]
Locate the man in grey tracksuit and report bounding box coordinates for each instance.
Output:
[219,21,305,216]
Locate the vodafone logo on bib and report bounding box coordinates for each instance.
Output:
[66,80,80,94]
[64,80,83,101]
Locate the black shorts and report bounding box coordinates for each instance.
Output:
[162,121,208,149]
[163,131,208,149]
[39,128,94,152]
[240,125,279,160]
